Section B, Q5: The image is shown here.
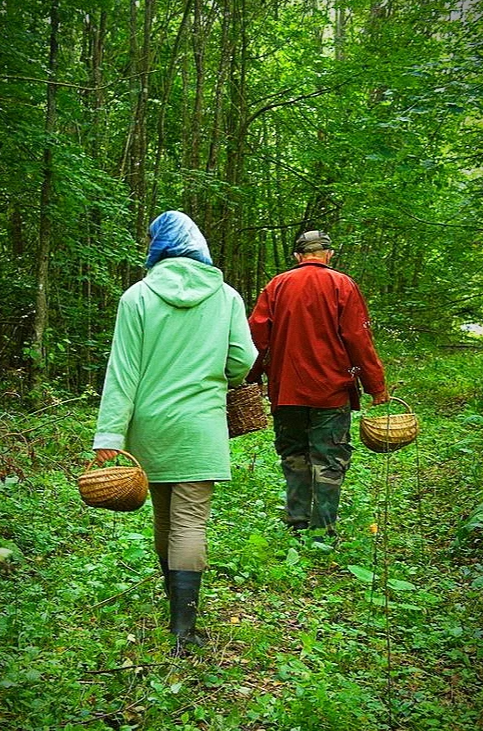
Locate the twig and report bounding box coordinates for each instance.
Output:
[89,574,156,610]
[60,693,149,727]
[119,560,142,575]
[18,395,89,420]
[439,344,483,350]
[400,209,483,232]
[3,413,73,438]
[245,74,363,128]
[382,452,393,728]
[84,660,178,675]
[0,431,29,448]
[238,218,312,233]
[1,69,159,92]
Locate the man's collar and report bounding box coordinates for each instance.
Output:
[295,259,332,270]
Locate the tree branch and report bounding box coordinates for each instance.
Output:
[244,74,363,129]
[1,70,159,92]
[400,209,483,232]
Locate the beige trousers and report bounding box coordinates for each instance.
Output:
[149,481,214,572]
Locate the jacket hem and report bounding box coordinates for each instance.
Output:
[147,473,231,483]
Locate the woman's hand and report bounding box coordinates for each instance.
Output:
[95,449,119,465]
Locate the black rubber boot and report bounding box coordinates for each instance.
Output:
[159,558,170,597]
[169,570,205,654]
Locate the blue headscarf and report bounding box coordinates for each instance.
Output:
[145,211,213,269]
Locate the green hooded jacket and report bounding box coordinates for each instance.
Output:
[93,258,258,481]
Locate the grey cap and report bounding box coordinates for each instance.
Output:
[294,230,332,254]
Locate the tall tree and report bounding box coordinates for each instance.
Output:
[32,0,59,380]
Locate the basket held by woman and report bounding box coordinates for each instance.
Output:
[78,450,148,512]
[360,397,419,453]
[227,383,268,438]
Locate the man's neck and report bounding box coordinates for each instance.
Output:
[299,256,330,265]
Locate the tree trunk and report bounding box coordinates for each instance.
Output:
[150,0,193,217]
[219,0,248,286]
[202,0,232,246]
[123,0,155,286]
[9,203,24,257]
[134,0,156,245]
[335,4,346,61]
[32,0,59,381]
[183,0,216,219]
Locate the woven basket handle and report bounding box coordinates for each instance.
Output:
[85,449,143,473]
[388,396,413,413]
[364,395,413,414]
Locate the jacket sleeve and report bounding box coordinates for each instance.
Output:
[93,296,142,450]
[226,292,258,388]
[339,282,386,396]
[246,287,271,383]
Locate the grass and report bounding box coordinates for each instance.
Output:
[1,341,482,730]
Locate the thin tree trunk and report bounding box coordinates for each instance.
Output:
[219,0,248,286]
[123,0,155,286]
[9,203,24,257]
[183,0,215,218]
[150,0,193,216]
[335,4,346,61]
[181,37,191,178]
[32,0,59,381]
[190,0,205,175]
[203,0,232,245]
[134,0,156,245]
[255,229,267,302]
[121,0,139,290]
[274,127,289,264]
[206,0,231,176]
[78,9,107,387]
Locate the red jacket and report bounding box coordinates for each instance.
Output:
[247,261,386,411]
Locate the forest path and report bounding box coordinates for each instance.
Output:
[0,344,482,730]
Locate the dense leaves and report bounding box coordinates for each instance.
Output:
[1,0,482,388]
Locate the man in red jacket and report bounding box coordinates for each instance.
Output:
[247,230,388,540]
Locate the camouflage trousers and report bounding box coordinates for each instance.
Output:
[273,405,353,530]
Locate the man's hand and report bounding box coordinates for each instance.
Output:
[95,449,119,465]
[371,389,390,406]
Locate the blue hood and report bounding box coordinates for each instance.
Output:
[145,211,213,269]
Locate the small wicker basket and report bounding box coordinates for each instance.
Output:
[78,450,148,512]
[227,383,268,438]
[360,397,419,453]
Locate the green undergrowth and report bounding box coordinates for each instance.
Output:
[1,343,482,730]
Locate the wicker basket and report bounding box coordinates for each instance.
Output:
[360,397,419,453]
[78,450,148,512]
[227,383,268,438]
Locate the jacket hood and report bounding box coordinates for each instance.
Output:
[143,257,224,308]
[146,211,212,269]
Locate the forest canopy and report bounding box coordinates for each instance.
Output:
[1,0,482,391]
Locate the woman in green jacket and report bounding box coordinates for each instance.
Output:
[94,211,257,651]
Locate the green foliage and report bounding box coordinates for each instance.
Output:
[452,503,483,550]
[1,345,483,730]
[1,0,483,388]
